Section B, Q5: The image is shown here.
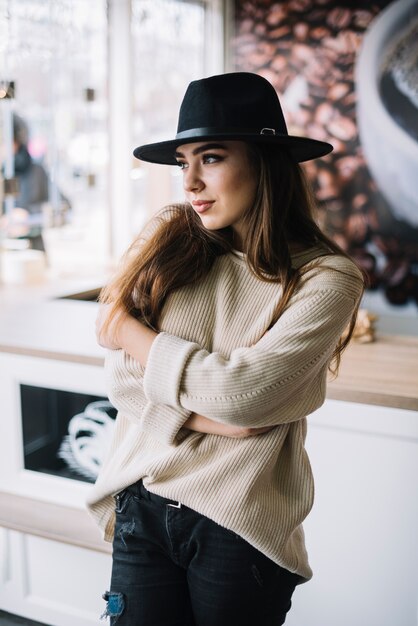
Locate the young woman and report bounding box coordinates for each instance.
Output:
[89,72,364,626]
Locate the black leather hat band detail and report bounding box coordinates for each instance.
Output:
[175,127,287,140]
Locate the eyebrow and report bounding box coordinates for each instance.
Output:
[174,143,228,158]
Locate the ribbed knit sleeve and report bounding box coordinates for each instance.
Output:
[102,204,194,446]
[143,264,363,427]
[104,350,191,445]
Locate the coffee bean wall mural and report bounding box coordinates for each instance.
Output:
[232,0,418,310]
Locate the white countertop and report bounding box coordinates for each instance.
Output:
[0,275,106,364]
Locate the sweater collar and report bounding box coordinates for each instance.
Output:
[228,245,329,269]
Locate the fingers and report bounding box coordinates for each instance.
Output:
[95,303,121,349]
[247,426,274,436]
[232,425,274,438]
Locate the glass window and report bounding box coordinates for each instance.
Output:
[130,0,222,235]
[1,0,224,272]
[0,0,108,276]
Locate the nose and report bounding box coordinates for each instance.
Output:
[183,163,204,193]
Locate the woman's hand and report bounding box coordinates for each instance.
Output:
[95,303,127,350]
[95,303,157,366]
[184,413,274,438]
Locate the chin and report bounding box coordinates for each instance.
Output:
[199,216,229,231]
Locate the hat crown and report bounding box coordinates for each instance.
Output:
[176,72,288,136]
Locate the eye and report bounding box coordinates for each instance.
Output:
[202,153,223,164]
[176,161,188,170]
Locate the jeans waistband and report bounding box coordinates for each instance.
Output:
[128,480,183,508]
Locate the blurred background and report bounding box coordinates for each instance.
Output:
[1,0,417,330]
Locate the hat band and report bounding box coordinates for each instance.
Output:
[175,126,287,140]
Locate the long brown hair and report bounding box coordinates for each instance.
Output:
[101,143,364,374]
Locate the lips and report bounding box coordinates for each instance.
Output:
[191,200,215,214]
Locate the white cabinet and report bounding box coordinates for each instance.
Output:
[0,352,107,505]
[0,352,112,625]
[286,400,418,626]
[0,528,111,626]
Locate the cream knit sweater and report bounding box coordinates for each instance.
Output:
[87,234,363,581]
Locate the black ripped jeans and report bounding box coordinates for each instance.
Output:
[104,480,302,626]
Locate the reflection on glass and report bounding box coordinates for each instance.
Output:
[1,1,220,274]
[20,383,116,484]
[131,0,207,232]
[0,0,108,275]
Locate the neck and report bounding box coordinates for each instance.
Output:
[232,226,244,252]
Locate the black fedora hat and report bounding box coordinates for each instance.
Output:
[133,72,333,165]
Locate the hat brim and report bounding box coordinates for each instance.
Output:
[133,133,333,165]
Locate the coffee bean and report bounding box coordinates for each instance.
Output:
[335,156,361,181]
[307,122,329,142]
[271,55,288,72]
[323,31,361,55]
[307,82,329,98]
[239,19,254,34]
[287,0,312,12]
[267,25,292,40]
[349,250,380,289]
[325,199,345,213]
[327,116,357,142]
[341,92,357,109]
[255,23,267,36]
[310,26,331,40]
[352,10,374,29]
[309,9,328,22]
[326,7,352,30]
[382,260,414,305]
[266,5,287,27]
[346,213,369,244]
[272,69,295,93]
[352,193,368,209]
[366,208,380,231]
[257,41,277,57]
[314,102,334,125]
[292,107,312,127]
[317,168,339,200]
[328,82,350,101]
[294,22,309,41]
[292,43,314,63]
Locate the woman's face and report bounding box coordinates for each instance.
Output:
[175,140,258,249]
